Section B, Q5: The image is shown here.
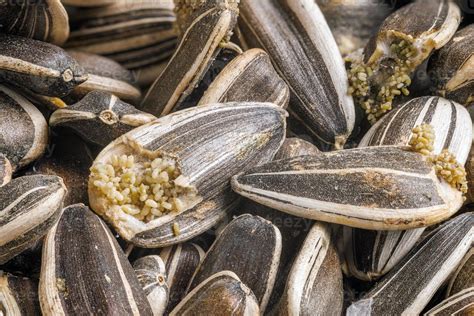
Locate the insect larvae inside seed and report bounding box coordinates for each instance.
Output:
[409,123,435,156]
[347,37,416,124]
[90,154,199,223]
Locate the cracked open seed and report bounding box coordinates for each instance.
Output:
[88,103,286,247]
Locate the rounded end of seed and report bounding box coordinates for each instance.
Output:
[334,135,347,150]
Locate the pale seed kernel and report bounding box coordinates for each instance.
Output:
[90,154,198,223]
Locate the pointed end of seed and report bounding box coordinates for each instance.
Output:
[334,135,347,150]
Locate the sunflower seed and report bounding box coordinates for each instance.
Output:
[0,154,12,187]
[429,24,474,107]
[88,103,286,247]
[273,137,320,160]
[231,146,464,230]
[141,0,239,116]
[238,0,355,148]
[0,273,40,315]
[0,175,66,264]
[170,271,259,316]
[315,0,394,56]
[188,214,281,312]
[276,222,343,316]
[344,96,472,280]
[0,34,87,97]
[0,0,69,45]
[424,288,474,315]
[49,91,156,147]
[158,243,205,313]
[0,85,48,170]
[198,48,289,108]
[447,247,473,297]
[133,255,169,316]
[424,248,474,315]
[66,0,177,86]
[347,212,474,316]
[360,96,472,164]
[342,227,425,281]
[66,51,142,104]
[39,204,153,315]
[346,0,461,124]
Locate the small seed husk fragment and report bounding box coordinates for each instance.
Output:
[238,0,355,148]
[0,272,41,315]
[39,204,153,315]
[429,24,474,107]
[133,255,169,316]
[141,0,239,116]
[0,175,66,264]
[49,91,157,147]
[0,0,69,45]
[88,103,286,247]
[345,96,472,280]
[0,85,49,171]
[0,34,87,97]
[0,154,12,187]
[347,212,474,316]
[170,271,260,316]
[231,146,464,230]
[346,0,461,123]
[276,222,343,316]
[198,48,290,108]
[66,51,142,104]
[188,214,281,313]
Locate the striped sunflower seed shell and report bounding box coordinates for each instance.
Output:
[0,273,40,315]
[347,212,474,316]
[238,0,355,148]
[231,146,464,230]
[88,103,286,247]
[133,255,169,316]
[66,0,177,77]
[159,243,205,313]
[0,85,48,170]
[49,91,156,147]
[66,51,142,104]
[141,0,239,116]
[170,271,259,316]
[198,48,290,108]
[0,175,66,264]
[429,24,474,107]
[187,214,282,313]
[276,222,343,316]
[0,0,69,45]
[0,34,87,97]
[344,96,472,281]
[39,204,153,315]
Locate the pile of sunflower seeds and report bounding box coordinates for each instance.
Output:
[0,0,473,315]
